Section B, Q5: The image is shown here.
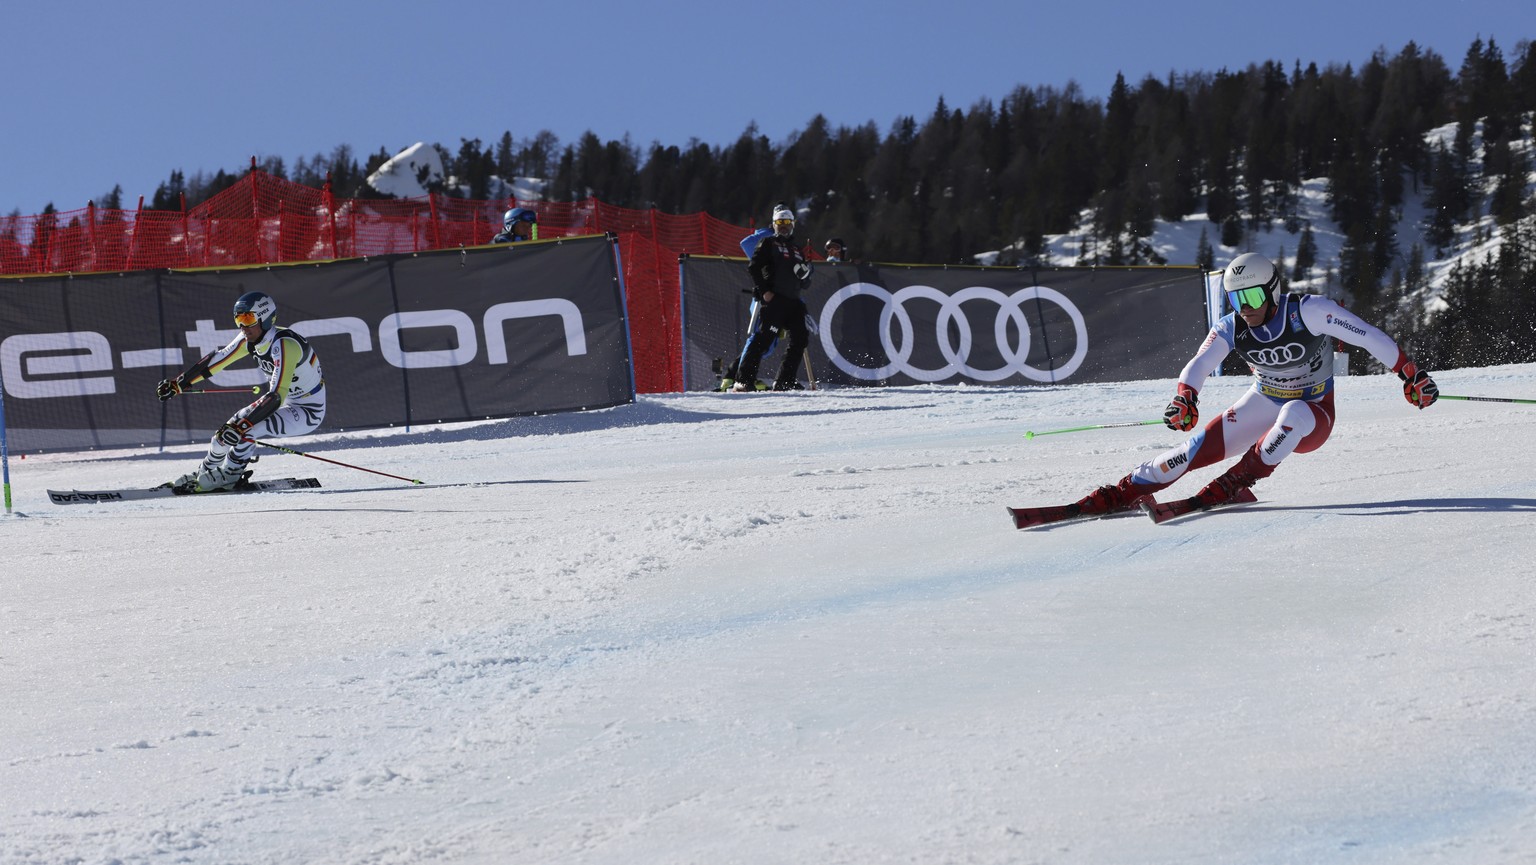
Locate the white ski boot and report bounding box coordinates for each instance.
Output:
[173,459,218,490]
[195,460,249,492]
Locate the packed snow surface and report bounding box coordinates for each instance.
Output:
[4,366,1536,864]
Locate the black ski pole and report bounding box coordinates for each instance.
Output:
[254,439,424,485]
[181,385,261,395]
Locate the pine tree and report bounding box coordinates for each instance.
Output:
[1424,142,1470,253]
[1293,223,1317,282]
[495,132,515,179]
[1098,73,1135,193]
[1489,136,1531,224]
[453,138,495,200]
[149,171,186,211]
[1510,39,1536,112]
[1219,213,1243,248]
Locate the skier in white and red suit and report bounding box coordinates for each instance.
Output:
[1068,252,1439,516]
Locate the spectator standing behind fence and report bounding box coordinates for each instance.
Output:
[733,204,813,392]
[824,237,848,263]
[493,207,537,243]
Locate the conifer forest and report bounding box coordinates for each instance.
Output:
[63,38,1536,371]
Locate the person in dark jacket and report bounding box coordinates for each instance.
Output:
[733,204,813,391]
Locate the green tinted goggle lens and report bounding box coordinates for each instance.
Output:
[1228,286,1268,310]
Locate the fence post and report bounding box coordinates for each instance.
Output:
[249,158,262,262]
[126,195,143,271]
[428,194,441,250]
[323,178,339,259]
[0,358,14,515]
[87,200,97,270]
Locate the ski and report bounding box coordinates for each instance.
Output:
[1139,487,1258,524]
[1008,495,1154,530]
[48,477,321,506]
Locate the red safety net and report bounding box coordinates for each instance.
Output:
[0,169,757,393]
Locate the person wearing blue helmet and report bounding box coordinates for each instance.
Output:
[493,207,538,243]
[156,291,327,492]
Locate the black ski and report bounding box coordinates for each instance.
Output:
[48,477,321,506]
[1007,495,1154,530]
[1139,487,1258,524]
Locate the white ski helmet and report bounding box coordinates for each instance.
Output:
[233,291,277,332]
[1222,252,1281,310]
[771,204,795,236]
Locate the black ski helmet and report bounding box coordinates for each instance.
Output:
[233,291,277,332]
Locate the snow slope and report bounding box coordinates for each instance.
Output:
[4,363,1536,864]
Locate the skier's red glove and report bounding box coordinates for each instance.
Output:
[1163,383,1199,431]
[1397,360,1438,409]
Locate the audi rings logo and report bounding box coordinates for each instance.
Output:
[1244,343,1308,366]
[817,283,1089,382]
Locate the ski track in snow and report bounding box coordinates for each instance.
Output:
[4,369,1536,864]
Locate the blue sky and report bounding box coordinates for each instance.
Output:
[1,0,1526,216]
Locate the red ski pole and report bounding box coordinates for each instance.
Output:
[254,439,424,485]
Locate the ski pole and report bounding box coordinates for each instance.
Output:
[254,439,424,484]
[1024,420,1162,439]
[182,386,261,395]
[1438,394,1536,405]
[0,362,13,515]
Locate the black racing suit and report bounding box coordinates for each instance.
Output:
[737,233,811,389]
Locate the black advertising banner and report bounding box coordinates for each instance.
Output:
[680,258,1207,390]
[0,235,633,452]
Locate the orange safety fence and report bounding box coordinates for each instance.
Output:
[0,169,765,393]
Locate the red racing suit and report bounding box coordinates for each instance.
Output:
[1130,293,1406,486]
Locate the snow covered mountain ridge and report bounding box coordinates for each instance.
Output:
[1007,116,1535,321]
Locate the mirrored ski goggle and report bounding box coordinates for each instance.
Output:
[1227,285,1268,311]
[773,218,794,229]
[234,311,261,326]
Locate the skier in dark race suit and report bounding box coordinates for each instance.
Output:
[1064,252,1439,516]
[733,204,813,392]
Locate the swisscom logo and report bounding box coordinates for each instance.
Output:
[1326,313,1367,336]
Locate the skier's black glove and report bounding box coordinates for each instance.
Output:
[155,378,182,402]
[1397,360,1438,409]
[1163,383,1199,431]
[215,418,254,447]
